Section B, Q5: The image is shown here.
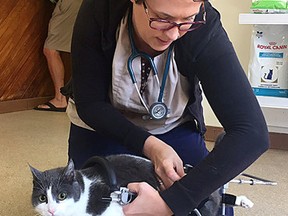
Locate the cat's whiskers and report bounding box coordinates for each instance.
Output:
[57,171,67,190]
[33,186,45,191]
[56,176,62,189]
[33,180,46,192]
[58,167,70,187]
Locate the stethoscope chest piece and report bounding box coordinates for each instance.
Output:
[149,102,168,120]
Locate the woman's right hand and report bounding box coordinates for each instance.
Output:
[143,136,185,188]
[123,182,173,216]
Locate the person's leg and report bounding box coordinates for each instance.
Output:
[68,124,135,169]
[36,48,67,109]
[156,121,209,166]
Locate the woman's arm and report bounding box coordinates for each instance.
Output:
[160,10,269,215]
[71,0,150,153]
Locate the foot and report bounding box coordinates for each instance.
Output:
[34,98,67,111]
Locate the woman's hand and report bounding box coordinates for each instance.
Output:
[143,136,185,188]
[122,182,173,216]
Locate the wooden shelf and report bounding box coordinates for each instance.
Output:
[239,13,288,24]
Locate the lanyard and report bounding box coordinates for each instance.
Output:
[127,9,174,120]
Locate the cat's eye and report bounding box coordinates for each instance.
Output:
[38,195,47,203]
[57,192,67,201]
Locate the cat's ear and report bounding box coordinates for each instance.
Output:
[63,159,76,181]
[28,164,43,180]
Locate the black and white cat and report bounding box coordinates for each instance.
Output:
[30,154,160,216]
[30,154,221,216]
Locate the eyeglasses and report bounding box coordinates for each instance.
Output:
[143,1,206,32]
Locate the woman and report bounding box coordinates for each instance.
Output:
[67,0,269,215]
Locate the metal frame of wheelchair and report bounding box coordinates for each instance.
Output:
[219,172,277,216]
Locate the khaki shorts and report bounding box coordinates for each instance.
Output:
[44,0,83,52]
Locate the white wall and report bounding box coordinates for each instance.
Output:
[203,0,252,127]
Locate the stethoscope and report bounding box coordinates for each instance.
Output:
[127,10,174,120]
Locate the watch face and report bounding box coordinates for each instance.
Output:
[149,102,168,120]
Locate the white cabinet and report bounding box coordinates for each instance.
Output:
[239,13,288,133]
[239,13,288,25]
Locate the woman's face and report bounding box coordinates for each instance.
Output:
[132,0,203,55]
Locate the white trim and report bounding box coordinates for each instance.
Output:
[239,13,288,25]
[257,96,288,110]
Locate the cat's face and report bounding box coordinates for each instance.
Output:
[30,160,83,216]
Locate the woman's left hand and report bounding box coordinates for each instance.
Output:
[143,136,185,188]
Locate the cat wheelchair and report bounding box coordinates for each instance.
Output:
[182,163,277,216]
[217,172,276,216]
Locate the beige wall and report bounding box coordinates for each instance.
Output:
[203,0,252,127]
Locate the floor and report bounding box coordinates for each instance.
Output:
[0,110,287,216]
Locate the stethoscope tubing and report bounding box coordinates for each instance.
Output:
[133,82,150,112]
[127,52,160,86]
[126,8,173,117]
[158,45,173,102]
